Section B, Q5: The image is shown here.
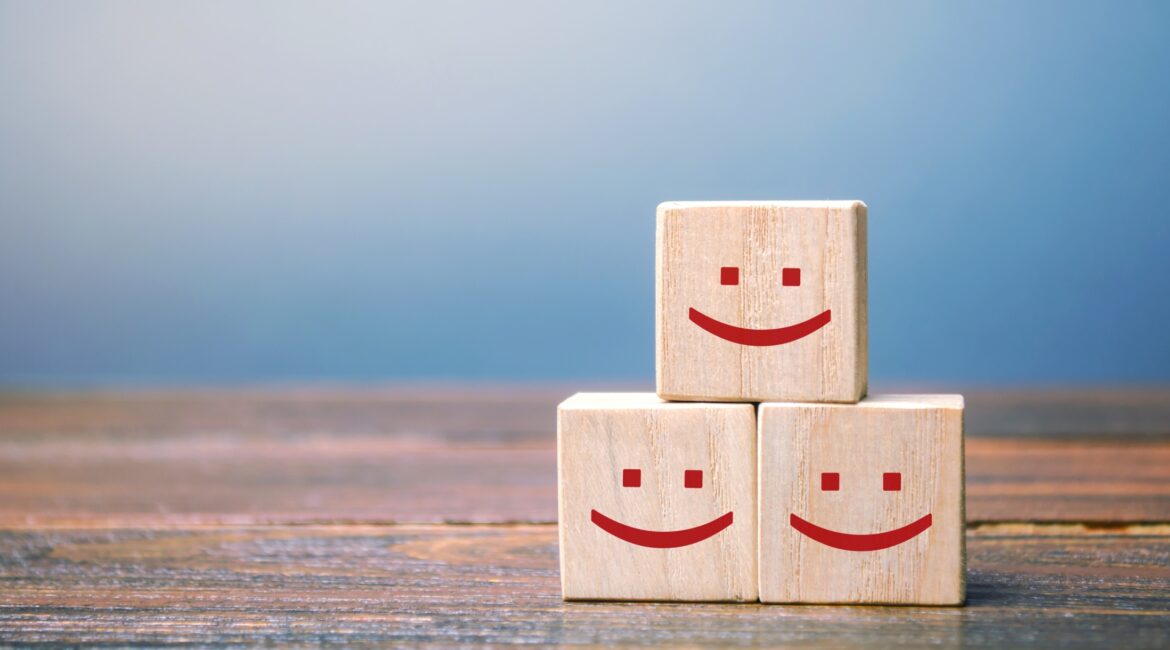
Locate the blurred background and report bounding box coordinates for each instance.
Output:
[1,1,1168,388]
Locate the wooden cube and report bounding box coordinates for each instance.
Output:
[656,201,867,403]
[758,395,965,605]
[557,393,757,601]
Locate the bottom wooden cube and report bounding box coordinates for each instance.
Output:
[758,395,965,605]
[557,393,757,601]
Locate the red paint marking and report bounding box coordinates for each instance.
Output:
[684,469,703,489]
[821,472,839,491]
[720,267,739,285]
[782,267,801,286]
[790,513,932,551]
[622,469,641,488]
[591,510,733,548]
[688,307,831,347]
[883,472,901,491]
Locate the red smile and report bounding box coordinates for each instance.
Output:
[688,308,831,346]
[591,510,733,548]
[790,513,932,551]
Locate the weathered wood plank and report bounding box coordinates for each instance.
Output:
[1,390,1168,524]
[967,440,1170,522]
[4,387,1166,441]
[0,525,1167,647]
[0,389,563,525]
[0,388,568,443]
[3,435,1166,525]
[963,388,1170,440]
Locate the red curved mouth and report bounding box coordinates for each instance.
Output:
[790,513,932,551]
[688,308,831,346]
[591,509,733,548]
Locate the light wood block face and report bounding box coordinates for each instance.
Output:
[557,393,757,601]
[758,395,965,605]
[656,201,867,403]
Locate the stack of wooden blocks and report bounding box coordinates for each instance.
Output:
[558,201,965,605]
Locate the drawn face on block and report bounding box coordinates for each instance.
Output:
[557,394,757,601]
[590,467,734,548]
[688,261,831,347]
[788,470,933,551]
[757,397,965,605]
[656,201,867,403]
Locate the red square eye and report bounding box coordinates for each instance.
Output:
[782,267,801,286]
[883,472,901,491]
[684,469,703,489]
[821,472,839,491]
[622,468,641,488]
[720,267,739,285]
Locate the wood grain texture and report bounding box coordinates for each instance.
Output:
[759,396,965,604]
[558,393,756,601]
[656,201,867,403]
[0,389,1168,525]
[966,439,1170,522]
[0,388,563,526]
[962,388,1170,440]
[0,525,1167,647]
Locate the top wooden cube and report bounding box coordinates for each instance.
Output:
[656,201,867,403]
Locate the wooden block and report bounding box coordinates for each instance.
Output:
[656,201,867,403]
[758,395,965,605]
[557,393,757,601]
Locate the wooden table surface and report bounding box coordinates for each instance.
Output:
[1,388,1168,646]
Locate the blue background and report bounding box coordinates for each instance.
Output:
[2,1,1168,386]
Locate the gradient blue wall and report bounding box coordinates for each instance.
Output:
[2,1,1168,385]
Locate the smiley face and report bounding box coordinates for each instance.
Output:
[788,471,933,551]
[558,393,757,601]
[688,265,832,346]
[656,201,867,403]
[757,396,964,604]
[591,468,734,548]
